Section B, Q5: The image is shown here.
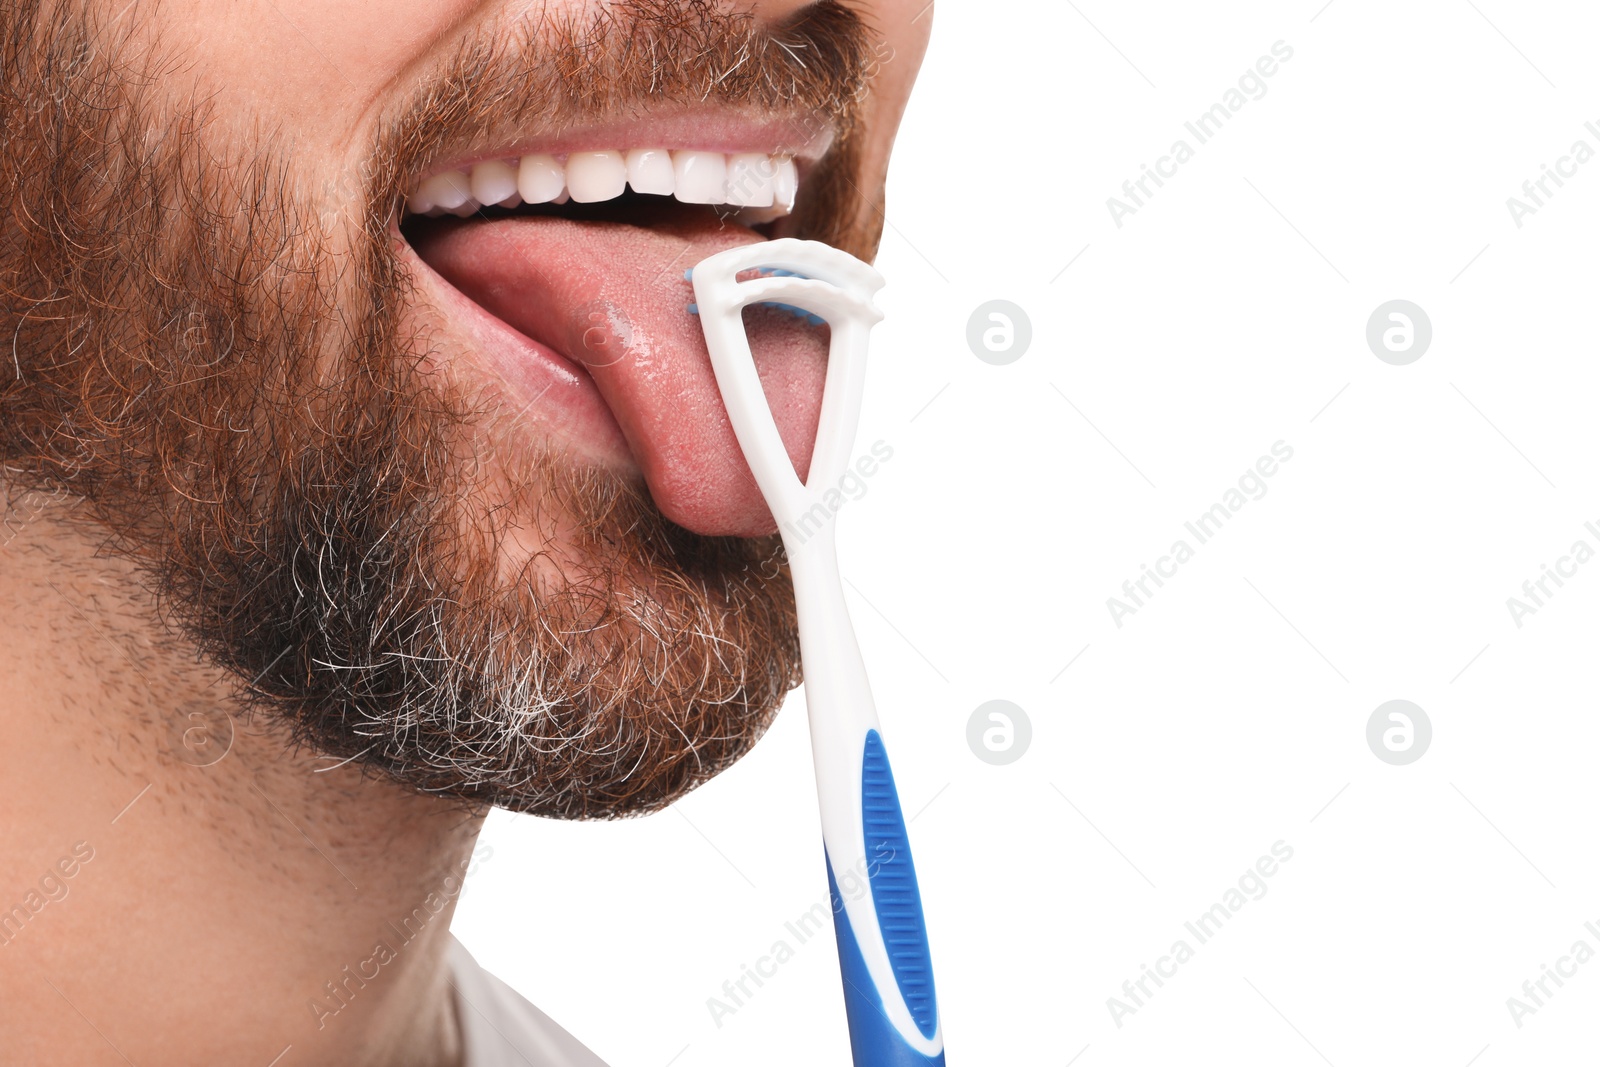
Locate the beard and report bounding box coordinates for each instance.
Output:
[0,0,878,817]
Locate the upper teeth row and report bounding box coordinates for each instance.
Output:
[407,150,799,218]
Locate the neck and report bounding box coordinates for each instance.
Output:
[0,498,484,1067]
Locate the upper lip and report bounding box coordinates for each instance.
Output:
[399,107,838,201]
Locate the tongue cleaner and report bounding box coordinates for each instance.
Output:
[690,238,946,1067]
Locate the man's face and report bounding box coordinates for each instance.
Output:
[0,0,927,815]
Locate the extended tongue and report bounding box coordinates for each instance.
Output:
[410,211,829,536]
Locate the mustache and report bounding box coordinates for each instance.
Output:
[363,0,880,248]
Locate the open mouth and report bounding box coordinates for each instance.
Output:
[396,127,839,538]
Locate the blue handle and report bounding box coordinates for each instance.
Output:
[826,730,945,1066]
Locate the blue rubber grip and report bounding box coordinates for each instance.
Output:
[825,730,944,1066]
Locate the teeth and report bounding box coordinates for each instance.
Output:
[469,160,518,207]
[773,157,798,213]
[407,149,799,218]
[518,154,565,205]
[566,150,627,203]
[732,158,799,225]
[725,153,776,208]
[415,169,471,212]
[672,150,727,205]
[626,148,674,195]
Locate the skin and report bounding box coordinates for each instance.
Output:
[0,1,929,1065]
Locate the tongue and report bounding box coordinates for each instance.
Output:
[410,211,828,537]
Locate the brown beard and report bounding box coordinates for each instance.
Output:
[0,0,878,817]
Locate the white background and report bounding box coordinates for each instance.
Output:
[453,3,1600,1064]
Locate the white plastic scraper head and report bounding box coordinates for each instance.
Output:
[690,239,947,1067]
[690,238,885,535]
